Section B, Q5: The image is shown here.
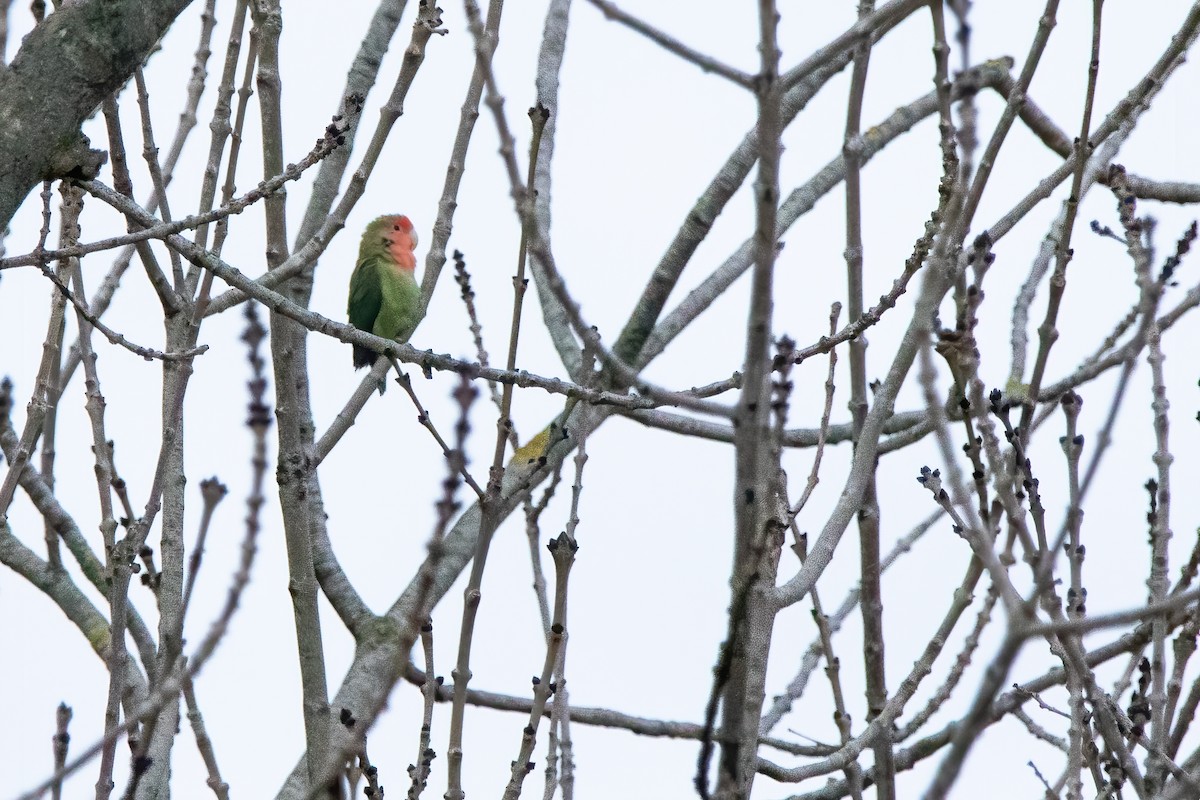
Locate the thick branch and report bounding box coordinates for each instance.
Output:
[0,0,195,227]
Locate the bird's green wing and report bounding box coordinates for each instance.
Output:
[349,257,386,369]
[348,256,383,333]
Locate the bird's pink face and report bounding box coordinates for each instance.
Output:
[382,215,418,270]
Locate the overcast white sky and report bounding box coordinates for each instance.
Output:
[3,2,1200,798]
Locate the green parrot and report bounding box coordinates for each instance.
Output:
[348,214,421,369]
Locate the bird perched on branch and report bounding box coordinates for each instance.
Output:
[348,214,421,369]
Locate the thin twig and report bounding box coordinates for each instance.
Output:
[51,703,72,800]
[584,0,754,88]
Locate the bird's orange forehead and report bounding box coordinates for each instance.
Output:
[383,214,413,232]
[380,215,415,242]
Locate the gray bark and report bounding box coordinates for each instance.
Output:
[0,0,195,227]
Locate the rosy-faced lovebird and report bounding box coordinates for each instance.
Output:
[348,214,421,368]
